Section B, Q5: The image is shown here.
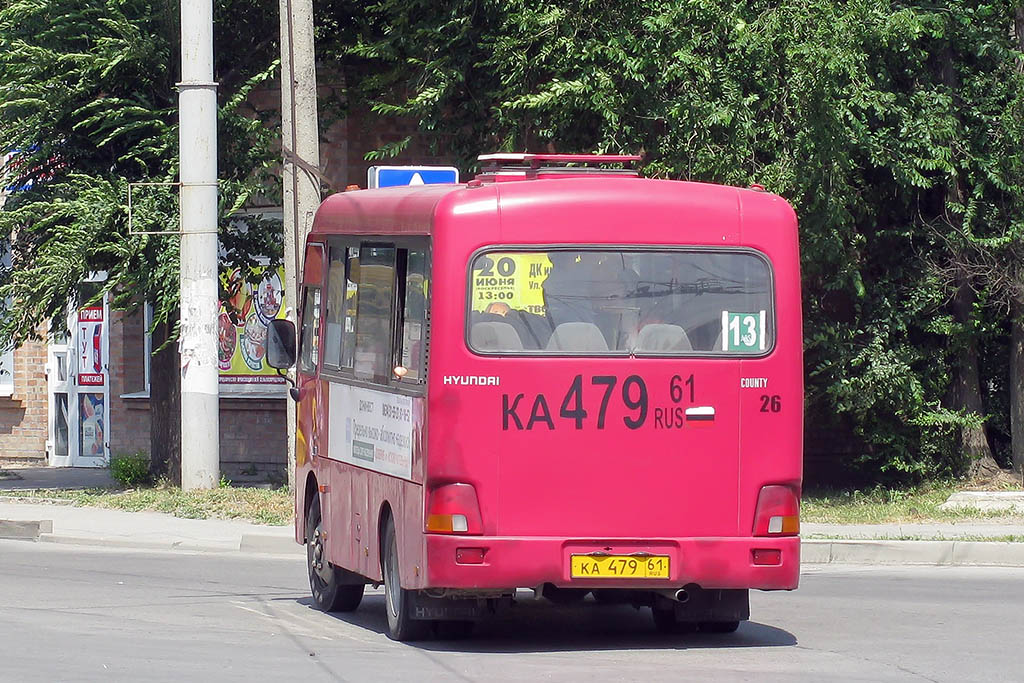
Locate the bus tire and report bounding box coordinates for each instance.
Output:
[307,496,364,612]
[382,520,430,641]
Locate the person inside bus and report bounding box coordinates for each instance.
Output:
[584,252,640,349]
[542,251,603,331]
[470,301,550,350]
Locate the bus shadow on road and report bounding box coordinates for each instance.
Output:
[297,592,797,653]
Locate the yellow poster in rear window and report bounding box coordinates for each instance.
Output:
[470,252,551,316]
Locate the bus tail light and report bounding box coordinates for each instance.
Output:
[753,484,800,536]
[426,483,483,534]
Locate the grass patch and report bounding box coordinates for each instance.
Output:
[0,482,293,526]
[802,482,1023,525]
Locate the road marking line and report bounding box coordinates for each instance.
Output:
[230,601,334,641]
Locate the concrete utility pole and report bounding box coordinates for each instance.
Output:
[178,0,220,490]
[280,0,321,489]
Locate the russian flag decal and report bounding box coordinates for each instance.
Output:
[685,406,716,426]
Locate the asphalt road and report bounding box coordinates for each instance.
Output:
[1,540,1021,682]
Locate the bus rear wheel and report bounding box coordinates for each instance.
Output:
[307,496,364,612]
[382,520,430,641]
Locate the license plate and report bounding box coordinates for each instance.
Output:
[570,554,670,579]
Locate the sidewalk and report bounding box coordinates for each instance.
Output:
[801,521,1024,567]
[0,467,297,555]
[0,466,117,491]
[2,467,1024,565]
[0,500,297,554]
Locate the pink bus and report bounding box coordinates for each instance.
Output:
[267,153,803,641]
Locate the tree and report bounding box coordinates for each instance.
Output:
[0,0,283,482]
[337,0,1024,483]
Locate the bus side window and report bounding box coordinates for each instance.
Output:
[323,244,360,370]
[341,247,359,368]
[353,245,396,384]
[399,248,428,381]
[323,245,346,368]
[298,286,321,374]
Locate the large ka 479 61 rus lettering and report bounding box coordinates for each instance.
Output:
[501,373,701,431]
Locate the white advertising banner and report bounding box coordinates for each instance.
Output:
[328,383,414,480]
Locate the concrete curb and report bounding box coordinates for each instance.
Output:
[38,535,237,553]
[34,532,303,556]
[0,519,53,540]
[803,539,1024,567]
[1,517,301,556]
[5,518,1024,565]
[240,533,302,555]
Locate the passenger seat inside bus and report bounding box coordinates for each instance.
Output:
[471,321,524,352]
[633,323,692,352]
[546,322,610,352]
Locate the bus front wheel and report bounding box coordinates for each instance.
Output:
[382,521,430,641]
[307,496,364,612]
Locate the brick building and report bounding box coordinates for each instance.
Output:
[0,338,49,466]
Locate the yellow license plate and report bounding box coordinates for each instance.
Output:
[570,554,670,579]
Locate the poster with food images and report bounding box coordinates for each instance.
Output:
[218,266,288,384]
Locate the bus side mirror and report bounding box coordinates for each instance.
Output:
[266,319,297,369]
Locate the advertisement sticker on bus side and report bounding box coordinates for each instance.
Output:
[328,383,414,480]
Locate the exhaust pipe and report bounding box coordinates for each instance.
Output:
[674,589,689,603]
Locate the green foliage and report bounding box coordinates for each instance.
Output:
[109,452,152,488]
[0,0,283,348]
[333,0,1024,483]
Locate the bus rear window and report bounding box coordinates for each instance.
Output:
[467,249,774,355]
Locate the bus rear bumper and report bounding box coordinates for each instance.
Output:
[425,535,800,591]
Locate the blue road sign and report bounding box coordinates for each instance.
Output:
[368,165,459,189]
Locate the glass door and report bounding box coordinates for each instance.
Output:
[48,343,73,466]
[48,290,110,467]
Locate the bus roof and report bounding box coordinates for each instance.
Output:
[310,176,793,239]
[312,184,461,236]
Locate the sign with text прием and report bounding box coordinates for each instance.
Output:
[77,307,105,386]
[367,165,459,189]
